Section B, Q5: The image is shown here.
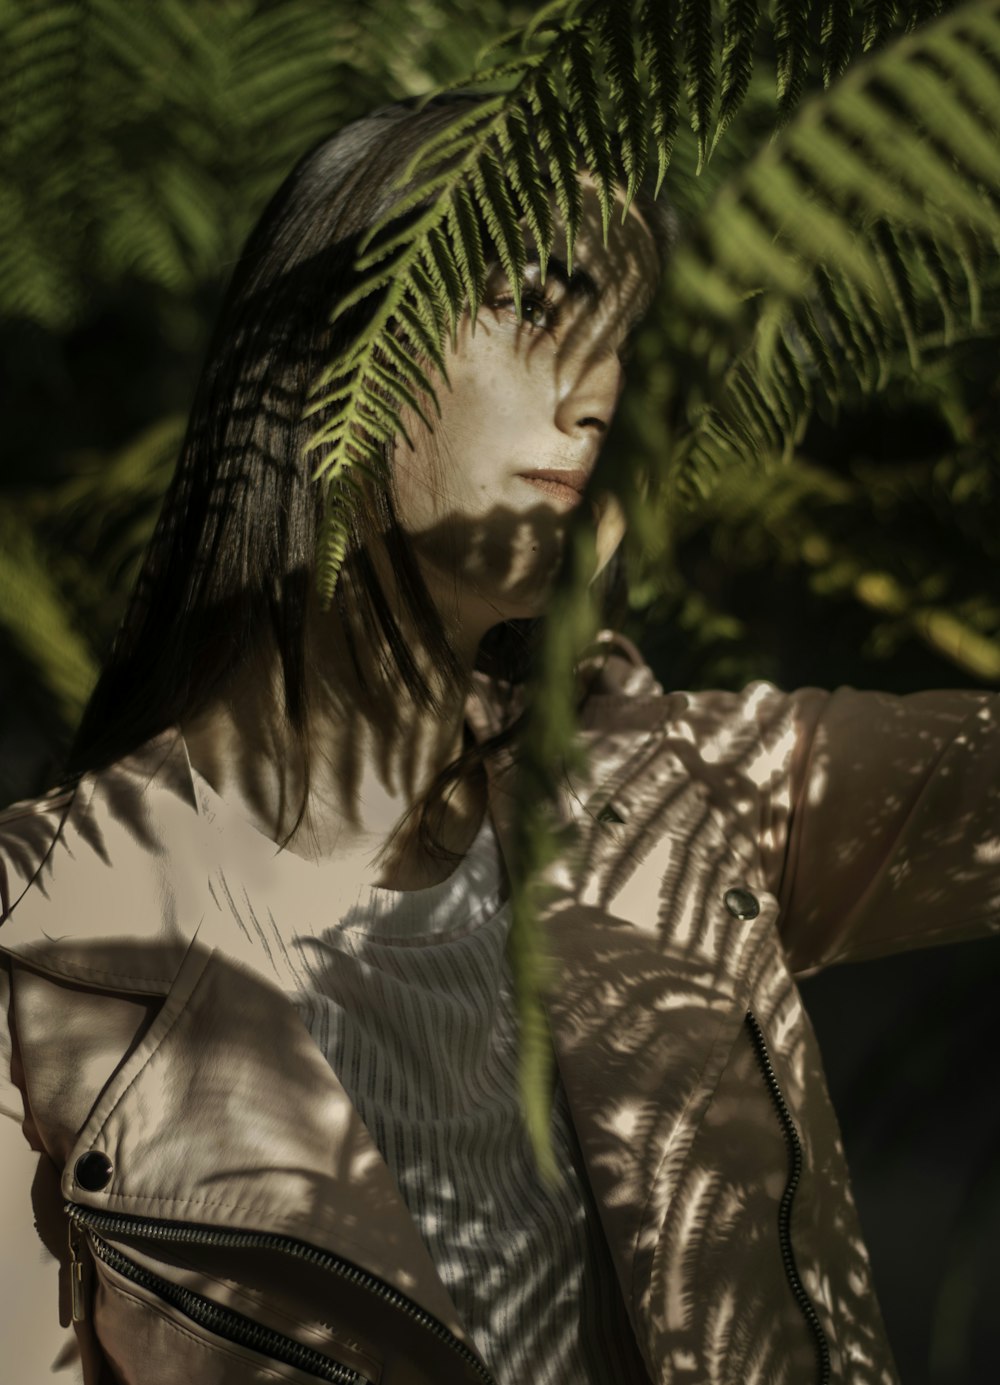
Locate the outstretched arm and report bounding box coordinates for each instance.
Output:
[756,683,1000,978]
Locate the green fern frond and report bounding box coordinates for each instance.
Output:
[831,260,894,390]
[952,228,984,329]
[820,0,857,88]
[562,26,618,240]
[790,297,844,397]
[375,329,444,405]
[637,0,682,196]
[774,0,813,123]
[410,255,461,352]
[669,0,1000,504]
[506,854,561,1187]
[681,0,718,172]
[906,227,958,345]
[861,0,897,53]
[424,221,470,332]
[0,0,374,327]
[395,96,509,189]
[526,68,585,271]
[881,43,1000,190]
[673,1,1000,330]
[470,143,528,314]
[524,0,587,48]
[313,479,356,610]
[870,218,922,368]
[903,0,946,36]
[812,261,870,370]
[472,19,532,70]
[393,292,453,380]
[502,518,609,1181]
[365,354,439,434]
[598,1,649,207]
[496,104,556,276]
[713,0,762,157]
[446,181,490,322]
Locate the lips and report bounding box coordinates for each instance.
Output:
[516,468,590,494]
[516,468,593,516]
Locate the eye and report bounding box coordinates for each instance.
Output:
[491,285,560,334]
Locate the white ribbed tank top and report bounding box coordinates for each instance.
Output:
[190,764,650,1384]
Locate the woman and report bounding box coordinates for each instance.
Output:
[1,92,998,1385]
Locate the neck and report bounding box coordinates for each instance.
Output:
[180,559,498,889]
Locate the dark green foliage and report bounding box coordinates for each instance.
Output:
[598,1,649,202]
[637,0,682,194]
[820,0,856,86]
[774,0,814,121]
[715,0,762,151]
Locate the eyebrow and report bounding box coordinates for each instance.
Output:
[529,254,601,306]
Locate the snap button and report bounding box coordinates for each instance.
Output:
[724,887,760,921]
[74,1151,114,1191]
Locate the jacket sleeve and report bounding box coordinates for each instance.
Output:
[754,683,1000,979]
[1,957,92,1382]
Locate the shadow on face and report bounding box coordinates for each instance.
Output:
[386,173,661,634]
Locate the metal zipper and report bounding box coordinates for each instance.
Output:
[744,1009,832,1385]
[66,1202,496,1385]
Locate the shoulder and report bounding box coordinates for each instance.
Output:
[0,774,83,924]
[0,727,212,992]
[578,631,813,751]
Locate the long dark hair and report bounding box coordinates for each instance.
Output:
[62,91,677,863]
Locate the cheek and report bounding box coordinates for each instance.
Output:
[391,353,504,526]
[391,389,460,531]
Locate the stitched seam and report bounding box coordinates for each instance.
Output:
[7,948,173,987]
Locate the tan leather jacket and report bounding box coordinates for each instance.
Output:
[2,632,998,1385]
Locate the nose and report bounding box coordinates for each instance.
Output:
[553,343,624,438]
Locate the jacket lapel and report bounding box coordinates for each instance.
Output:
[0,727,482,1359]
[64,935,481,1348]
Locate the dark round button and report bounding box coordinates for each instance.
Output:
[724,887,760,921]
[74,1151,113,1191]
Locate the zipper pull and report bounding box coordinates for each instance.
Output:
[68,1219,88,1322]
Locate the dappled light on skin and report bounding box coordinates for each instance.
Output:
[389,170,659,635]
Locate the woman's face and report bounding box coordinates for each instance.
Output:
[390,171,660,635]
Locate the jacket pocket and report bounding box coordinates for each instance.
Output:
[81,1228,378,1384]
